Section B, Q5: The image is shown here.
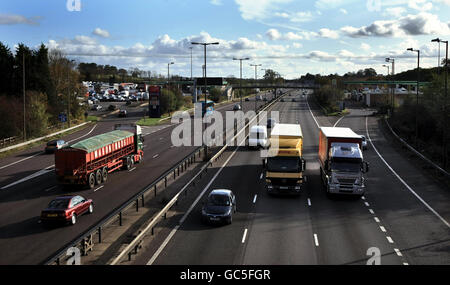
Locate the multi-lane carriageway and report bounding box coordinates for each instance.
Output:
[0,90,449,265]
[134,91,449,265]
[0,92,274,265]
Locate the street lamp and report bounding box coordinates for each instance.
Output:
[67,59,75,128]
[189,47,193,80]
[382,64,390,76]
[167,62,174,83]
[191,41,220,161]
[431,38,448,167]
[407,48,420,146]
[431,38,441,73]
[233,57,250,106]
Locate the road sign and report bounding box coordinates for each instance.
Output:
[58,113,67,123]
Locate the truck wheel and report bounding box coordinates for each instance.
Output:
[88,173,96,189]
[102,168,108,183]
[126,157,132,170]
[95,169,102,185]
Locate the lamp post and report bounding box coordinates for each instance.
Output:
[191,41,219,161]
[382,64,390,76]
[22,53,26,141]
[189,47,193,80]
[250,64,262,112]
[167,62,174,83]
[431,38,448,167]
[407,48,420,146]
[233,57,250,106]
[386,57,396,114]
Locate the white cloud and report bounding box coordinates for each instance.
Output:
[360,43,371,50]
[265,29,304,41]
[290,11,314,23]
[266,29,282,40]
[292,43,303,48]
[0,14,41,25]
[234,0,293,21]
[210,0,223,5]
[318,28,339,39]
[92,28,110,38]
[383,7,406,17]
[339,8,348,14]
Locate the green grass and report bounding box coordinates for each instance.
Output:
[137,115,171,126]
[86,115,99,122]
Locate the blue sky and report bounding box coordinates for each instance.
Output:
[1,0,450,79]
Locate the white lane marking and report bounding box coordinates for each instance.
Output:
[305,95,320,128]
[242,229,248,243]
[1,165,54,190]
[394,248,403,257]
[307,198,312,206]
[129,167,136,172]
[364,202,370,207]
[253,194,257,204]
[386,236,394,244]
[147,139,244,265]
[380,226,387,232]
[366,116,450,229]
[333,115,346,127]
[0,152,43,171]
[44,185,58,192]
[374,217,380,223]
[403,262,409,265]
[361,196,366,200]
[159,138,163,140]
[369,209,375,214]
[314,234,319,247]
[153,154,159,158]
[67,124,97,143]
[94,185,104,192]
[0,125,97,171]
[259,173,263,180]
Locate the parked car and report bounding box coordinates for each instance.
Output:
[233,104,242,111]
[118,109,127,117]
[201,190,236,225]
[45,140,68,153]
[91,104,102,111]
[360,135,368,150]
[267,118,276,129]
[41,196,93,226]
[108,104,118,111]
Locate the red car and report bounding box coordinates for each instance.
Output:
[40,196,94,225]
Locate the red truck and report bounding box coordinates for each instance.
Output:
[55,124,144,189]
[318,127,369,196]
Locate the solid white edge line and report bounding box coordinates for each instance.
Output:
[1,164,55,190]
[242,229,248,243]
[366,116,450,229]
[305,95,320,129]
[333,115,346,127]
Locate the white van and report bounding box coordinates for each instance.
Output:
[248,125,269,149]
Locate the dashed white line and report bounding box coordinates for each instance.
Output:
[242,229,248,243]
[369,209,375,214]
[366,116,450,229]
[374,217,380,223]
[314,234,319,247]
[129,167,136,172]
[44,186,58,192]
[259,173,263,180]
[253,194,257,204]
[379,226,387,232]
[153,154,159,158]
[364,202,370,207]
[394,248,403,257]
[94,185,104,192]
[386,236,394,244]
[361,196,366,200]
[307,198,312,206]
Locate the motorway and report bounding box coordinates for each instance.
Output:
[0,92,274,264]
[135,90,450,265]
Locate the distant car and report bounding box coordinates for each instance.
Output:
[201,190,236,225]
[233,104,242,111]
[91,104,102,111]
[125,100,132,106]
[292,98,296,102]
[108,104,118,111]
[40,195,93,226]
[281,98,285,102]
[263,97,268,101]
[267,118,276,129]
[45,140,68,153]
[256,95,263,101]
[360,135,368,150]
[245,98,250,102]
[118,110,127,117]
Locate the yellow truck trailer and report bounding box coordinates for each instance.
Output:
[263,123,306,195]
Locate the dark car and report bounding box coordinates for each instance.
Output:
[118,109,127,117]
[267,118,276,129]
[245,97,250,102]
[280,98,285,102]
[201,190,236,225]
[108,104,118,111]
[45,140,68,153]
[233,104,242,111]
[263,97,268,101]
[40,196,93,226]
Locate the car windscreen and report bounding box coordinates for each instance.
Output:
[267,156,301,173]
[207,194,230,206]
[47,199,70,209]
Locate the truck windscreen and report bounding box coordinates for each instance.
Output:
[331,158,362,172]
[267,156,301,173]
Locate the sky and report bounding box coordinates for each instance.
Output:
[1,0,450,79]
